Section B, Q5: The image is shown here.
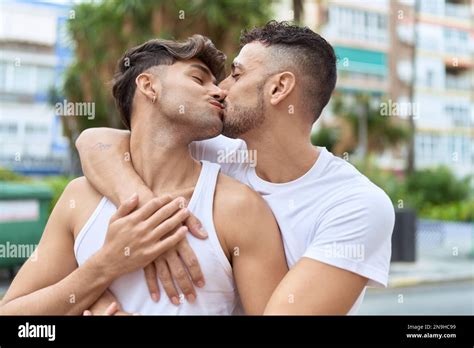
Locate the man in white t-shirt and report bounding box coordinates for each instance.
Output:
[76,21,395,314]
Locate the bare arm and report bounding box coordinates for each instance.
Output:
[75,127,144,206]
[216,183,288,315]
[0,179,114,315]
[263,258,367,314]
[0,178,189,315]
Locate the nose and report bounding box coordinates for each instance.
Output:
[211,85,227,103]
[218,75,230,90]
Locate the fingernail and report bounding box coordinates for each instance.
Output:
[151,293,159,302]
[178,199,185,209]
[198,226,208,237]
[187,294,196,303]
[129,193,138,201]
[171,296,180,305]
[197,280,205,288]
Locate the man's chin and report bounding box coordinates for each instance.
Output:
[205,119,224,139]
[221,125,242,139]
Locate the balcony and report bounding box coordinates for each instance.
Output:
[445,3,471,20]
[445,75,471,90]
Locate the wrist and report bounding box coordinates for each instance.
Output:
[135,185,155,207]
[87,250,120,283]
[115,181,153,207]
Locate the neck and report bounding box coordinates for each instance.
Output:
[130,120,200,195]
[242,117,319,183]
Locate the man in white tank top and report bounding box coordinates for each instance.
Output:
[76,22,395,315]
[0,36,288,315]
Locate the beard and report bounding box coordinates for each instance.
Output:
[221,85,265,139]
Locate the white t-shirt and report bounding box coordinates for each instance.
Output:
[190,135,395,314]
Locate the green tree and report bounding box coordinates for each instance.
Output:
[292,0,303,23]
[310,125,339,152]
[406,166,472,207]
[312,93,410,157]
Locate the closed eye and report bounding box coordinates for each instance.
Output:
[232,74,240,80]
[193,76,203,84]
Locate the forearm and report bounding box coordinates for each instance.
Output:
[87,289,126,315]
[75,127,150,206]
[0,256,114,315]
[263,258,367,315]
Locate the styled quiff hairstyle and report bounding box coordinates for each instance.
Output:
[112,35,226,129]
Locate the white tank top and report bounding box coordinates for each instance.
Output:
[74,160,239,315]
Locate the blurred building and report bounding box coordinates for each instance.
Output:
[389,0,473,177]
[0,0,71,176]
[275,0,473,177]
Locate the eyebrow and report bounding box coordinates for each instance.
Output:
[190,64,216,84]
[231,61,244,73]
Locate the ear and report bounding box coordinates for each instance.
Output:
[268,71,296,106]
[135,72,160,102]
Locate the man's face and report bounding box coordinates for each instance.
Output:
[219,42,269,139]
[157,58,226,141]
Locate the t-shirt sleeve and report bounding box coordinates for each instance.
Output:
[303,185,395,288]
[189,135,248,178]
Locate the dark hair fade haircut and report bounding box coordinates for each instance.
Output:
[240,21,337,121]
[112,35,226,129]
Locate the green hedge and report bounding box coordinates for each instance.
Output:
[352,162,473,222]
[39,176,74,214]
[0,167,73,215]
[419,200,474,222]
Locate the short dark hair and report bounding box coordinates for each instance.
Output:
[240,21,337,121]
[112,35,226,129]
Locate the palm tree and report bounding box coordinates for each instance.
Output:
[406,0,420,174]
[292,0,304,23]
[312,93,410,157]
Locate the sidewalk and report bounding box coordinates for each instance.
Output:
[387,219,474,288]
[388,254,474,288]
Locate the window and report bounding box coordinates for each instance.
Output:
[446,105,470,127]
[330,6,387,43]
[377,14,386,30]
[36,66,55,94]
[25,123,48,136]
[0,122,18,135]
[0,62,6,91]
[426,70,434,87]
[11,65,36,94]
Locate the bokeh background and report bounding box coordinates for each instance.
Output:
[0,0,473,314]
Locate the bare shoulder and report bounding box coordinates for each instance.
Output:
[214,173,269,218]
[56,176,103,238]
[213,173,277,252]
[60,176,102,205]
